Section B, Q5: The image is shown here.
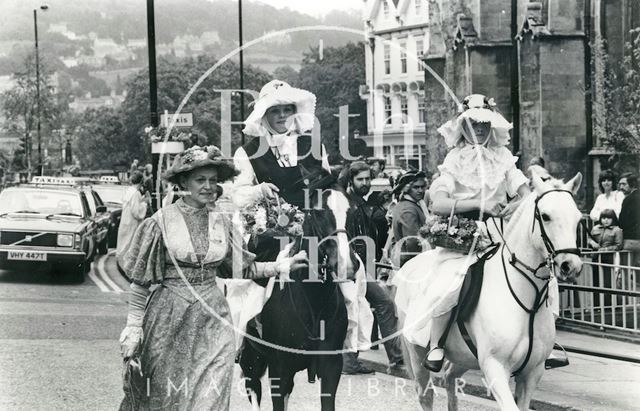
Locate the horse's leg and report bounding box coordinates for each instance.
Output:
[268,366,295,411]
[514,365,544,411]
[402,338,434,410]
[317,354,342,411]
[481,357,519,411]
[443,362,467,411]
[239,338,267,406]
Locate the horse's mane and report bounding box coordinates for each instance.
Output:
[503,177,565,237]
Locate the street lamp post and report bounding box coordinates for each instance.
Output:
[238,0,245,145]
[33,5,48,177]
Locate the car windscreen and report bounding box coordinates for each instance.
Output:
[92,186,125,205]
[0,189,84,217]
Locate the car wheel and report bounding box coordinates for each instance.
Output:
[55,262,86,284]
[72,261,88,283]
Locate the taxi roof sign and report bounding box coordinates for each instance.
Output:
[32,176,77,185]
[99,176,120,183]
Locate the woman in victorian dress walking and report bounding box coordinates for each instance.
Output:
[118,145,307,410]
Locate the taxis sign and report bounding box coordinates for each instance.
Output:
[160,112,193,127]
[32,176,76,185]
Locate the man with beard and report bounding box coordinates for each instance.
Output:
[618,173,640,265]
[342,161,404,374]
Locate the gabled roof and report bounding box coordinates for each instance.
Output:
[366,0,399,22]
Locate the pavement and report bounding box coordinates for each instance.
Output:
[359,330,640,411]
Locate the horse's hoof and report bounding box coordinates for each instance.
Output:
[544,356,569,369]
[421,357,444,372]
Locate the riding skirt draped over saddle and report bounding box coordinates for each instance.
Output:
[225,135,373,351]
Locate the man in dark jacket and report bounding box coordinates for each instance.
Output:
[342,161,404,374]
[619,173,640,265]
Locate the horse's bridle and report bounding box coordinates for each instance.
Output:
[533,189,582,270]
[491,189,581,376]
[499,189,581,280]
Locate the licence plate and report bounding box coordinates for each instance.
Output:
[7,251,47,261]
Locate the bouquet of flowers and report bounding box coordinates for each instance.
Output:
[418,214,491,253]
[144,126,193,144]
[241,196,305,242]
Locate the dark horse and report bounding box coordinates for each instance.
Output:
[239,175,359,411]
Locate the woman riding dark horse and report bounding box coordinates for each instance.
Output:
[226,80,371,410]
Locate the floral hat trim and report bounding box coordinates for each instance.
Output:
[163,145,239,183]
[438,96,512,148]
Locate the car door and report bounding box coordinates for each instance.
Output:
[88,190,110,244]
[79,192,96,259]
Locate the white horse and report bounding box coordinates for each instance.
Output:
[399,171,584,411]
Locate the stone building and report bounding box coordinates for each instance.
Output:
[361,0,639,207]
[360,0,430,171]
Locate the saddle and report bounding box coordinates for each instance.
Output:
[438,244,500,357]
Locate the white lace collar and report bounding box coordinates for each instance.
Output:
[439,145,517,191]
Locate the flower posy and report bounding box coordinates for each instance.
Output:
[241,196,305,240]
[419,214,490,252]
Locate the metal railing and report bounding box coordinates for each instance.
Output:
[559,249,640,334]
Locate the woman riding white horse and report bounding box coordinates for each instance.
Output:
[395,94,530,371]
[398,170,583,411]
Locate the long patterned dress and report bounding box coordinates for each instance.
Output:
[119,199,266,411]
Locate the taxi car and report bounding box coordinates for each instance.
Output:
[0,177,110,282]
[91,176,128,247]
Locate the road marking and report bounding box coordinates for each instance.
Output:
[88,262,110,292]
[97,253,124,293]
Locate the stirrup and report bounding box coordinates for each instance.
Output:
[545,343,569,370]
[421,346,445,372]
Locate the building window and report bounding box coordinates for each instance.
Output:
[416,38,424,71]
[401,95,408,123]
[415,0,422,14]
[383,0,389,17]
[384,96,392,125]
[418,98,426,123]
[383,145,391,164]
[400,41,407,74]
[384,44,391,75]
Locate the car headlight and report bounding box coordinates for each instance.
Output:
[57,234,74,247]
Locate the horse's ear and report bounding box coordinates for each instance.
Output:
[564,172,583,195]
[530,168,547,194]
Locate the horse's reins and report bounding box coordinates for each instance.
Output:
[285,218,347,343]
[489,189,580,376]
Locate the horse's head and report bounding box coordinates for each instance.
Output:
[298,186,360,282]
[529,169,583,281]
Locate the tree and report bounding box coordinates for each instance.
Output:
[592,28,640,172]
[272,65,300,86]
[119,55,270,162]
[74,107,134,169]
[1,53,68,175]
[295,42,368,163]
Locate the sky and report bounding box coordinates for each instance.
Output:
[237,0,363,17]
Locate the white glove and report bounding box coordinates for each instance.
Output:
[119,326,143,359]
[260,183,280,199]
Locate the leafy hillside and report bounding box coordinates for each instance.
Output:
[0,0,362,48]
